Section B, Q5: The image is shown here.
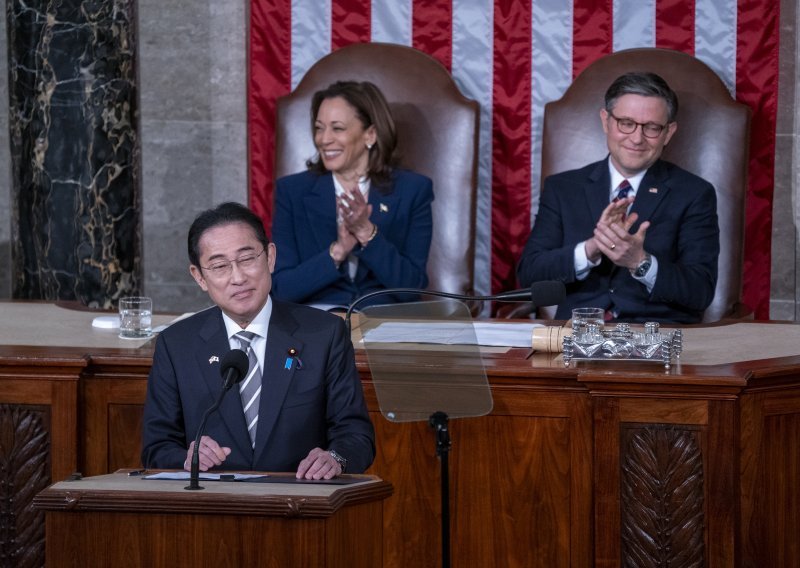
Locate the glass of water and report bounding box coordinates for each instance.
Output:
[119,296,153,339]
[571,307,604,335]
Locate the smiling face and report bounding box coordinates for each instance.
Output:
[189,222,276,327]
[314,96,376,181]
[600,93,677,177]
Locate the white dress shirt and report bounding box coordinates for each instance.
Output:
[333,175,371,280]
[221,296,273,371]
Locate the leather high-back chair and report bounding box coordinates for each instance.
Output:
[274,42,480,297]
[539,48,751,322]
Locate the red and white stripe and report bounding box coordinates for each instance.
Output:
[249,0,779,318]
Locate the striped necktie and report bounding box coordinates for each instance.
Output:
[614,179,632,201]
[613,179,633,222]
[235,331,262,448]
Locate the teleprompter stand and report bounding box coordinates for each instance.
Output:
[358,299,493,568]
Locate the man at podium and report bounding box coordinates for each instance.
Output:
[141,202,375,479]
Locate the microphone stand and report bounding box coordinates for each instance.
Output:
[430,411,451,568]
[185,394,227,491]
[185,352,248,491]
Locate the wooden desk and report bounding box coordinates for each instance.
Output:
[2,303,799,567]
[35,471,391,567]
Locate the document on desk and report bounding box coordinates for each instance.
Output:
[363,321,542,347]
[143,472,267,481]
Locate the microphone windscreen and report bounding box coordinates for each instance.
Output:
[220,349,250,383]
[530,280,566,307]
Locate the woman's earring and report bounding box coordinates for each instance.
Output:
[366,143,373,150]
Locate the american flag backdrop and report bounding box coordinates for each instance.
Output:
[248,0,779,319]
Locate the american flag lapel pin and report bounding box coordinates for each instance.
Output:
[209,355,219,364]
[649,187,658,193]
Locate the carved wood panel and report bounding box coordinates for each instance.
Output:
[0,404,51,568]
[620,424,705,568]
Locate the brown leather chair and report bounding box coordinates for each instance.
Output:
[521,47,751,322]
[273,42,480,297]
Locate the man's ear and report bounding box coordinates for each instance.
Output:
[663,121,678,146]
[189,265,209,292]
[600,108,610,135]
[266,243,277,274]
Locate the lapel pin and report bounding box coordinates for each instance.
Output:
[286,347,303,370]
[380,203,388,213]
[209,355,219,364]
[649,187,658,193]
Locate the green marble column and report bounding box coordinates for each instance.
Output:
[7,0,140,308]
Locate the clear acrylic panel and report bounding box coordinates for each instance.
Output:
[359,299,493,423]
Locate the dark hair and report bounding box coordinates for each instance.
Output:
[604,72,679,123]
[187,202,269,267]
[306,80,399,185]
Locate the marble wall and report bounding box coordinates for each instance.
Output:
[0,0,246,313]
[7,0,141,308]
[0,0,798,318]
[0,8,9,299]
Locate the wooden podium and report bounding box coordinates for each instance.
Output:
[34,471,392,567]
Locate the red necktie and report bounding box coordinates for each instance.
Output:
[614,179,632,201]
[604,180,632,321]
[613,179,632,222]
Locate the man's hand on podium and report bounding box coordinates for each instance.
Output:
[296,447,343,480]
[184,435,231,471]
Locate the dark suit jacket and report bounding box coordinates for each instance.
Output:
[271,169,434,307]
[141,298,375,473]
[517,158,719,323]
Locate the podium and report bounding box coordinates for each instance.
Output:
[34,471,392,567]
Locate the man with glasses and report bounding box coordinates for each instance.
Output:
[141,202,375,478]
[517,72,719,323]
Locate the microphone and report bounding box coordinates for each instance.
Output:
[491,280,566,303]
[344,280,566,334]
[220,349,250,392]
[185,348,250,490]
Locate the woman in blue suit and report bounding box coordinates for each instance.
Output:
[271,81,434,309]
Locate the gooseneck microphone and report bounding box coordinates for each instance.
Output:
[185,348,250,490]
[490,280,566,302]
[344,280,566,333]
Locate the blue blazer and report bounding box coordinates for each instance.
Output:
[141,298,375,473]
[517,158,719,323]
[271,169,434,307]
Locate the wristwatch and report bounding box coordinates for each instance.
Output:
[329,449,347,473]
[631,254,652,278]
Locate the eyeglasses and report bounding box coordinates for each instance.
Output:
[607,111,668,139]
[201,248,266,278]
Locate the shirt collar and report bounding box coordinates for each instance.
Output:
[332,174,370,198]
[221,295,272,341]
[608,161,647,200]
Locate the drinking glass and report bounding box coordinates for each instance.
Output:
[571,307,604,334]
[119,296,153,339]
